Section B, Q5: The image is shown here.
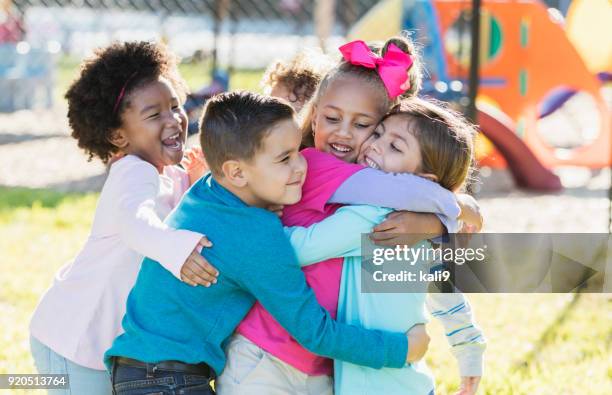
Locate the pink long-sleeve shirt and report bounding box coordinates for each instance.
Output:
[30,155,202,370]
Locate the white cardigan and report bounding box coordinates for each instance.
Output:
[30,155,202,370]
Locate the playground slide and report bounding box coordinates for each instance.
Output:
[477,103,562,191]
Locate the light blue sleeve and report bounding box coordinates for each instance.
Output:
[329,168,461,233]
[284,205,392,267]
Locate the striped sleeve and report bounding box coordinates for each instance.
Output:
[426,292,486,377]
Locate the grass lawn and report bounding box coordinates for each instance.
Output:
[0,187,610,394]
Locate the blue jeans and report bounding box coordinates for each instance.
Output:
[111,360,215,395]
[30,335,112,394]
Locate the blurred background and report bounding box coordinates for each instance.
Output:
[0,1,610,394]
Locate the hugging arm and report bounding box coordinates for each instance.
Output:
[284,205,391,266]
[329,168,461,233]
[232,224,409,369]
[281,207,431,363]
[115,160,203,280]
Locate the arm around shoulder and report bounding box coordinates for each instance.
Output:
[331,168,461,223]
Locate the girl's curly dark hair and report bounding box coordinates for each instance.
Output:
[65,41,187,163]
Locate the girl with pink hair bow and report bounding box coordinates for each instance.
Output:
[217,36,483,395]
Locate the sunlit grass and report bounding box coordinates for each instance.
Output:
[0,188,610,394]
[0,188,97,395]
[426,293,611,394]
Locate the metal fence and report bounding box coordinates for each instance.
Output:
[13,0,371,24]
[11,0,381,69]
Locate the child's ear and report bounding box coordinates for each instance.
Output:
[417,172,439,183]
[221,160,248,188]
[108,129,129,149]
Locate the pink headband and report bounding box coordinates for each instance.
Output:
[112,71,138,115]
[339,40,414,99]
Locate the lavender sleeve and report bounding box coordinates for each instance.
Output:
[329,168,461,233]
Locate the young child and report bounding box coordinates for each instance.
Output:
[287,97,486,394]
[220,37,479,394]
[105,91,430,394]
[28,41,219,394]
[357,98,485,395]
[261,48,335,114]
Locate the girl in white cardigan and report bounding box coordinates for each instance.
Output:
[30,41,218,395]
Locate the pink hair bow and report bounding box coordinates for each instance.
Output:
[339,40,413,99]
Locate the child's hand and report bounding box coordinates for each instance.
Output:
[457,194,483,232]
[405,324,430,363]
[454,376,481,395]
[180,236,219,287]
[371,211,444,247]
[182,146,209,186]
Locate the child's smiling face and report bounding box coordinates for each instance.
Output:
[241,117,307,207]
[113,76,188,172]
[358,114,423,174]
[312,75,387,163]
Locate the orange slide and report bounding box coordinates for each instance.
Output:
[434,0,610,170]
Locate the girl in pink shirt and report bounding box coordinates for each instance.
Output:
[218,37,475,394]
[29,41,219,395]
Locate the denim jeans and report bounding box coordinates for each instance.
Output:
[111,360,215,395]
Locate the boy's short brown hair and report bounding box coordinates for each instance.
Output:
[199,91,295,176]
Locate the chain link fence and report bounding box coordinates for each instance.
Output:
[11,0,380,69]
